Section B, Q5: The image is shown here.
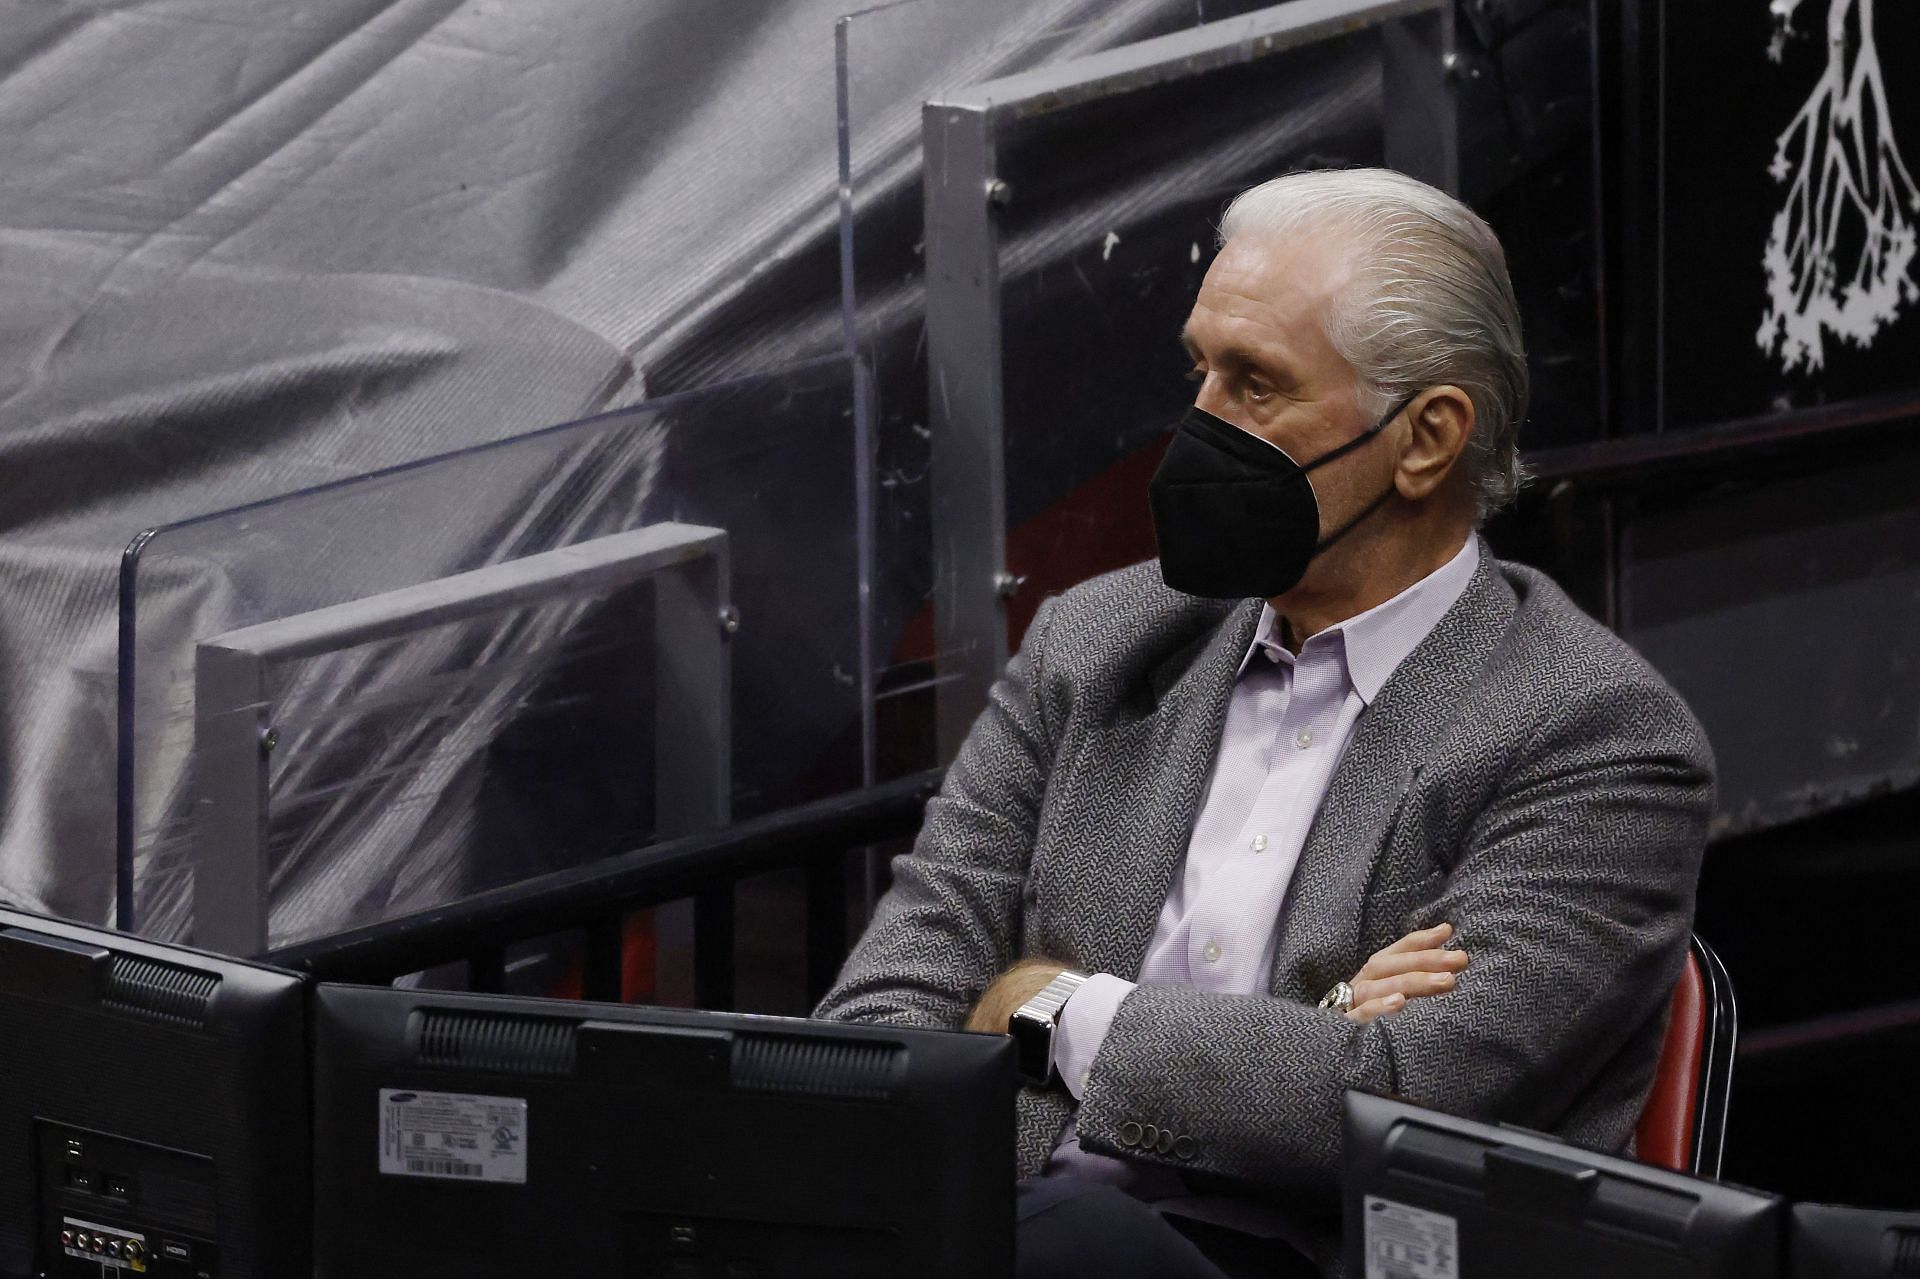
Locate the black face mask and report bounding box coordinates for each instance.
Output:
[1148,393,1419,599]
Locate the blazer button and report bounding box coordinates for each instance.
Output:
[1118,1121,1143,1149]
[1156,1129,1175,1155]
[1141,1123,1160,1150]
[1173,1135,1196,1160]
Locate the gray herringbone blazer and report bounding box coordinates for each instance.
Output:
[816,543,1714,1267]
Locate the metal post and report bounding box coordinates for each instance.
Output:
[924,101,1008,760]
[691,889,735,1011]
[1381,7,1459,193]
[582,918,625,1003]
[191,648,272,957]
[467,947,507,995]
[804,850,849,1008]
[650,542,733,1008]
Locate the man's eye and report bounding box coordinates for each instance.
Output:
[1245,382,1273,403]
[1184,366,1207,384]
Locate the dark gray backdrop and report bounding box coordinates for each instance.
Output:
[0,0,1272,926]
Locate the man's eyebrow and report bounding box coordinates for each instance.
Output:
[1182,332,1271,373]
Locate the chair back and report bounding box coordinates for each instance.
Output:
[1635,933,1735,1177]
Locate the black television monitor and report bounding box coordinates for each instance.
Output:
[311,984,1016,1278]
[1344,1090,1784,1278]
[0,906,310,1279]
[1791,1202,1920,1277]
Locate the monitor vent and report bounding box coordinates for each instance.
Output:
[1894,1229,1920,1275]
[732,1035,901,1100]
[417,1010,578,1077]
[101,955,219,1026]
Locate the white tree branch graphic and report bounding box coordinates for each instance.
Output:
[1757,0,1920,373]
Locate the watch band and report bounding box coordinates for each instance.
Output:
[1009,970,1090,1085]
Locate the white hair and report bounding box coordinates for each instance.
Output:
[1218,168,1530,519]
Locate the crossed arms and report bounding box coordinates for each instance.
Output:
[815,596,1715,1195]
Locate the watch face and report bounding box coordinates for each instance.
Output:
[1009,1008,1052,1084]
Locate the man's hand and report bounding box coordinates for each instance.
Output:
[1345,922,1470,1024]
[964,958,1071,1033]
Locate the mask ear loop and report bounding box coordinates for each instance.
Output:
[1306,390,1424,553]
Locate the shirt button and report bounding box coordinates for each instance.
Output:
[1296,727,1314,749]
[1202,941,1222,963]
[1250,834,1268,853]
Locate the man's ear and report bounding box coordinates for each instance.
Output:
[1394,385,1475,503]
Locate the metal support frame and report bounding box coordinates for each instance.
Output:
[924,0,1456,753]
[192,523,732,959]
[1689,932,1736,1181]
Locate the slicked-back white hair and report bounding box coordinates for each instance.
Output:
[1218,168,1530,519]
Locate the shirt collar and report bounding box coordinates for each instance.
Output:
[1236,536,1482,705]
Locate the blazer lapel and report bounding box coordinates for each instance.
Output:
[1267,547,1518,1001]
[1059,597,1262,980]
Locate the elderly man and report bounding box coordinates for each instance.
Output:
[815,168,1713,1278]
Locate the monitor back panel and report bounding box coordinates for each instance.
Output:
[1344,1091,1784,1279]
[312,985,1015,1279]
[0,910,309,1279]
[1791,1203,1920,1278]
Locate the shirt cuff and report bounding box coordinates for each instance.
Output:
[1052,973,1136,1101]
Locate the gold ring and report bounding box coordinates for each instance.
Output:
[1318,980,1356,1014]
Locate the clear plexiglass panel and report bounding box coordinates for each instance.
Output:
[119,355,863,947]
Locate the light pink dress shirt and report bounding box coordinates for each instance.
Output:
[1042,536,1481,1219]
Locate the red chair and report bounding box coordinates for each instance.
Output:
[1635,933,1736,1177]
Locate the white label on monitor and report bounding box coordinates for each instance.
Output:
[378,1088,527,1185]
[1363,1195,1459,1279]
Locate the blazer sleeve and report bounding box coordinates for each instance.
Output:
[1072,674,1714,1195]
[812,597,1063,1028]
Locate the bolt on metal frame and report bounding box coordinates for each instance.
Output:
[923,0,1457,753]
[191,523,732,960]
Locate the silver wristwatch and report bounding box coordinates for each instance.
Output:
[1009,969,1090,1085]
